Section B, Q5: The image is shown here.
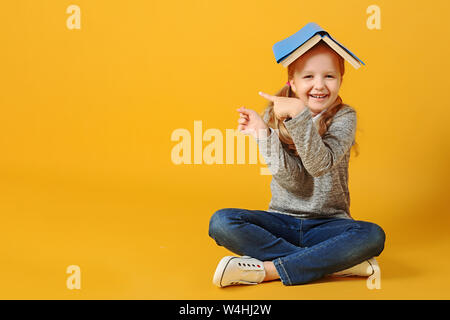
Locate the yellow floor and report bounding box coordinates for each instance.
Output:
[1,171,449,300]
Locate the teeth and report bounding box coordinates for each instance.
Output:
[311,95,327,98]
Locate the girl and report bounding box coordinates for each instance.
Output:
[208,38,386,287]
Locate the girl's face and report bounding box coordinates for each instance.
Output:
[289,46,343,116]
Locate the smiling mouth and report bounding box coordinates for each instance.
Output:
[309,94,328,100]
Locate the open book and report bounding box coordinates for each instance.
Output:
[272,22,365,69]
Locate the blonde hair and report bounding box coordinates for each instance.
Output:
[261,41,359,158]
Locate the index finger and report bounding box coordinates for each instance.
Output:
[258,91,275,102]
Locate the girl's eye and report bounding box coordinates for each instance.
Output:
[303,75,334,79]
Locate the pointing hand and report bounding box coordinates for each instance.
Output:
[258,91,306,120]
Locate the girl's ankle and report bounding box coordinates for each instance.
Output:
[263,261,280,282]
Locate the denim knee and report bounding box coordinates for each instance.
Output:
[208,208,238,242]
[359,221,386,257]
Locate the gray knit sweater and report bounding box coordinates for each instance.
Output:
[255,104,357,219]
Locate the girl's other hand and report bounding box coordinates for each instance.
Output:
[258,91,306,120]
[236,106,269,139]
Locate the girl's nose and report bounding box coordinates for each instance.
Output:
[313,79,325,89]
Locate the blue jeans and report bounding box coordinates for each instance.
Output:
[208,208,386,286]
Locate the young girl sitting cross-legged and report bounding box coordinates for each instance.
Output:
[208,25,386,287]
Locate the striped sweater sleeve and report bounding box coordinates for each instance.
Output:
[255,105,356,188]
[283,105,357,177]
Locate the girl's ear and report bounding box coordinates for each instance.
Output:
[289,81,296,94]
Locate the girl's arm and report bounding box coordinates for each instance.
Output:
[283,106,357,177]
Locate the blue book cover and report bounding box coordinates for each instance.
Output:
[272,22,365,66]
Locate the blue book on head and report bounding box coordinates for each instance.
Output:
[272,22,365,69]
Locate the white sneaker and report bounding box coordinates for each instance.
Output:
[331,258,379,277]
[213,256,266,287]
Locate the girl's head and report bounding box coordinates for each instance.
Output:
[263,40,358,157]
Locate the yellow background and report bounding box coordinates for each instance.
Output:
[0,0,449,299]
